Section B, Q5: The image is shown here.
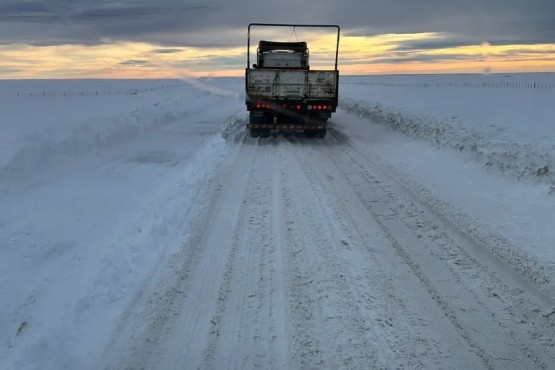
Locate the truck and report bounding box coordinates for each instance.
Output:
[245,23,340,138]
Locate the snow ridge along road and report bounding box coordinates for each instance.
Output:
[106,123,555,369]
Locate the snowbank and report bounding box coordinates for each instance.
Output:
[0,79,242,370]
[340,81,555,187]
[338,74,555,300]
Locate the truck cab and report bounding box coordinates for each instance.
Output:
[254,41,309,70]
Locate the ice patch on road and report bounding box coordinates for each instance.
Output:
[341,98,555,187]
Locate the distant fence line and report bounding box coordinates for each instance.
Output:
[0,82,187,98]
[3,80,555,98]
[345,81,555,89]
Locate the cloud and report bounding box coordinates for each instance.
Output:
[0,67,21,74]
[362,54,479,65]
[0,0,554,49]
[119,59,152,66]
[153,48,183,54]
[393,39,476,52]
[1,0,554,77]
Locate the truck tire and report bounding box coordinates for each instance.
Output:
[315,129,327,138]
[249,129,259,137]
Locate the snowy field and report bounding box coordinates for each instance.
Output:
[1,74,554,369]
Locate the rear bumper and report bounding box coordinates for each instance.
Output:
[247,123,326,131]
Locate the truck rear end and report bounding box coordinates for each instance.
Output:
[245,24,340,138]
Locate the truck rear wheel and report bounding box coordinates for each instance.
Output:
[304,129,314,138]
[315,129,327,138]
[304,128,326,138]
[249,129,259,138]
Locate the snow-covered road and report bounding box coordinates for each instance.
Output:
[105,125,555,369]
[1,77,554,369]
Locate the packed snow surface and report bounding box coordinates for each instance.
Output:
[1,74,554,369]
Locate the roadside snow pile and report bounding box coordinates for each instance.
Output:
[219,115,248,142]
[0,133,229,370]
[1,82,193,171]
[341,97,555,187]
[0,79,242,370]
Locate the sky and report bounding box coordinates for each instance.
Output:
[1,0,555,78]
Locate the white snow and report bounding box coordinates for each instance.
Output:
[0,74,554,369]
[338,74,555,296]
[341,74,555,184]
[0,80,240,369]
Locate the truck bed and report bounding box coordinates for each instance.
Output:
[246,69,338,100]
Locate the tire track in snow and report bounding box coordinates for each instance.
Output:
[277,142,337,369]
[280,136,403,368]
[106,124,555,370]
[156,138,260,370]
[285,135,483,369]
[105,136,257,370]
[305,129,555,369]
[200,139,292,369]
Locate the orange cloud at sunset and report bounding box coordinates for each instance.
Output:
[338,36,555,75]
[1,32,554,79]
[0,42,246,79]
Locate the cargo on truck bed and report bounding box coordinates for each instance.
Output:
[245,23,340,138]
